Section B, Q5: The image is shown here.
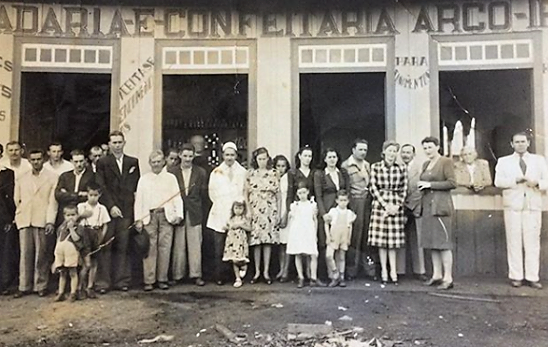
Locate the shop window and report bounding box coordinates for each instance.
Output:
[439,69,533,171]
[300,73,385,164]
[162,74,248,168]
[19,72,111,156]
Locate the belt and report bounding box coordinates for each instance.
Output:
[149,208,165,214]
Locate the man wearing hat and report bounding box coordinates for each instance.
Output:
[207,142,247,285]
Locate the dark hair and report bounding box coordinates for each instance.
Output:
[86,181,102,193]
[28,148,44,157]
[272,155,291,174]
[336,189,349,198]
[295,180,311,199]
[381,141,400,158]
[109,130,125,141]
[319,147,341,169]
[512,131,530,142]
[352,139,369,149]
[294,145,313,169]
[230,200,247,218]
[179,143,195,153]
[5,141,22,149]
[421,136,440,146]
[63,204,78,214]
[0,143,3,155]
[48,142,63,150]
[401,144,416,153]
[70,149,85,158]
[89,146,102,154]
[251,147,272,170]
[166,147,180,155]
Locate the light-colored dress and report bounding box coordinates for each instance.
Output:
[277,173,289,244]
[286,200,318,256]
[247,169,280,246]
[223,217,250,263]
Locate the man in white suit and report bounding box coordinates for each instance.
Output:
[495,132,548,289]
[207,142,247,285]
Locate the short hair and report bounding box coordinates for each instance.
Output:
[319,147,341,169]
[28,148,44,157]
[460,146,477,155]
[149,150,164,161]
[5,141,22,149]
[382,140,400,152]
[336,189,349,198]
[86,181,102,192]
[0,144,3,155]
[89,146,102,154]
[352,139,369,149]
[48,142,63,150]
[179,143,195,154]
[63,204,78,214]
[421,136,440,146]
[512,131,530,142]
[70,149,85,158]
[251,147,272,170]
[401,144,415,153]
[109,130,125,141]
[272,155,291,173]
[166,147,179,156]
[294,145,313,169]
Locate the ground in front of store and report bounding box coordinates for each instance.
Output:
[1,277,547,347]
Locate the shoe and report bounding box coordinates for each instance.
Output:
[250,276,260,284]
[424,278,443,286]
[13,291,26,299]
[511,280,523,288]
[158,282,169,290]
[54,293,65,302]
[120,286,129,292]
[38,290,47,297]
[328,279,339,287]
[99,289,107,295]
[279,276,289,283]
[529,281,543,290]
[233,279,243,288]
[339,280,347,288]
[216,280,224,286]
[392,281,399,286]
[264,277,273,285]
[309,279,326,287]
[437,281,454,290]
[77,290,87,300]
[143,284,154,292]
[416,274,428,282]
[2,289,10,296]
[195,278,205,286]
[381,277,388,285]
[69,293,78,302]
[86,289,97,299]
[168,280,177,286]
[297,278,305,288]
[391,275,398,286]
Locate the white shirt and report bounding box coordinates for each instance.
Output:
[466,164,476,185]
[73,169,86,193]
[44,159,74,176]
[78,202,111,228]
[134,170,184,225]
[0,157,32,181]
[182,166,192,195]
[325,167,340,191]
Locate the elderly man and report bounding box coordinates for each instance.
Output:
[0,145,16,295]
[454,147,492,192]
[341,139,373,280]
[207,142,247,285]
[13,149,58,298]
[44,142,74,176]
[0,141,32,180]
[95,131,140,293]
[495,132,548,289]
[396,144,427,280]
[135,151,183,291]
[169,144,207,286]
[88,146,104,173]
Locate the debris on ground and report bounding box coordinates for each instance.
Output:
[137,334,175,344]
[216,324,245,344]
[428,292,501,303]
[338,306,349,311]
[338,315,353,322]
[271,303,284,308]
[288,323,334,341]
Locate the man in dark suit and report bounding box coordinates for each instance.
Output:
[0,144,17,295]
[169,143,207,286]
[95,131,140,292]
[54,149,96,223]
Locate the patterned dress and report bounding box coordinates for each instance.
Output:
[223,217,250,263]
[367,160,408,249]
[247,169,280,246]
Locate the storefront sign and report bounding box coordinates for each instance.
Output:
[118,57,154,132]
[0,56,12,122]
[0,1,546,38]
[394,56,430,90]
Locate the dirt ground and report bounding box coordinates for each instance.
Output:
[1,276,547,347]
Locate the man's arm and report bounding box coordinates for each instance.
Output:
[494,158,517,189]
[95,159,115,210]
[54,173,78,205]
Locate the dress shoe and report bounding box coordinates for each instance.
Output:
[158,282,169,290]
[297,278,305,288]
[77,290,87,300]
[195,278,205,286]
[14,291,27,299]
[279,276,289,283]
[54,293,66,302]
[216,280,224,286]
[309,279,326,287]
[529,281,543,290]
[69,293,78,302]
[233,279,243,288]
[510,280,522,288]
[423,278,443,286]
[249,276,260,284]
[437,281,454,290]
[99,289,107,295]
[120,286,129,292]
[143,284,154,292]
[339,280,347,288]
[416,274,429,282]
[2,289,10,296]
[86,289,97,299]
[328,279,340,287]
[38,290,47,297]
[264,277,273,285]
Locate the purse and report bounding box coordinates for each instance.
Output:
[133,227,150,259]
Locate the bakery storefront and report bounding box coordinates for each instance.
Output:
[1,0,548,277]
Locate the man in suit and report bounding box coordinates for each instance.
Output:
[88,146,104,173]
[454,147,492,192]
[95,131,140,292]
[169,144,207,286]
[55,149,95,223]
[495,132,548,289]
[13,149,58,298]
[0,144,17,295]
[396,144,427,280]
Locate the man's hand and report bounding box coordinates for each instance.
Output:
[135,220,143,232]
[45,223,55,235]
[472,184,485,192]
[110,206,123,218]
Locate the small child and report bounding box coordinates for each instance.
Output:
[286,181,323,288]
[222,201,252,288]
[324,190,356,287]
[77,182,111,299]
[53,205,85,302]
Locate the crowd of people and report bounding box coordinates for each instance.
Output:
[0,130,545,302]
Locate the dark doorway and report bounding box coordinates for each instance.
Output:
[162,74,248,168]
[439,69,533,170]
[19,72,112,156]
[299,73,386,165]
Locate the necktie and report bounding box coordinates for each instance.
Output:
[519,156,527,175]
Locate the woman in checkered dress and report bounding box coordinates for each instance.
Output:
[367,141,408,285]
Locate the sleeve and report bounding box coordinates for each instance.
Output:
[479,160,493,187]
[14,175,21,209]
[2,170,15,219]
[369,164,388,209]
[46,177,58,225]
[208,171,220,204]
[134,177,146,222]
[537,156,548,191]
[396,166,408,206]
[100,205,112,224]
[54,174,78,206]
[349,210,357,224]
[95,159,114,210]
[430,159,457,190]
[286,171,295,208]
[327,208,337,224]
[170,175,184,221]
[313,171,327,216]
[77,203,85,215]
[494,158,516,189]
[341,168,351,193]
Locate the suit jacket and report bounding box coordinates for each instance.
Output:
[405,159,423,215]
[55,169,95,213]
[495,152,548,211]
[420,157,456,217]
[0,167,15,226]
[96,154,140,219]
[168,165,207,226]
[313,169,350,217]
[14,168,58,228]
[454,159,492,188]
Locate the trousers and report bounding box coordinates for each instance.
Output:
[346,195,374,277]
[18,227,49,292]
[172,214,202,280]
[143,212,174,285]
[397,210,426,275]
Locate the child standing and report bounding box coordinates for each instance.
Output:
[324,190,356,287]
[223,201,252,288]
[53,205,85,302]
[77,182,111,299]
[286,182,323,288]
[273,155,291,282]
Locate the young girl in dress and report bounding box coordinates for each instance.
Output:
[286,181,323,288]
[223,201,252,288]
[273,155,291,282]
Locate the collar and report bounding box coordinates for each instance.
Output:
[347,155,365,168]
[325,167,340,175]
[114,154,124,162]
[513,152,530,159]
[73,168,86,176]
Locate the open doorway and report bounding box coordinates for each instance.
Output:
[19,72,111,155]
[439,69,533,171]
[299,73,386,164]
